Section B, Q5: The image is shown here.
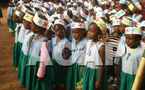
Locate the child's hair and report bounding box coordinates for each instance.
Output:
[89,22,103,35]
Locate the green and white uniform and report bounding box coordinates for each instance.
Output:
[34,40,55,90]
[52,37,71,87]
[117,44,144,90]
[67,38,87,90]
[13,23,22,67]
[18,31,34,87]
[13,25,29,67]
[83,40,104,90]
[25,35,46,90]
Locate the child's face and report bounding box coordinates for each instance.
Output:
[31,22,45,35]
[23,20,32,30]
[72,28,83,41]
[54,24,65,38]
[87,24,97,40]
[126,34,141,48]
[44,30,52,40]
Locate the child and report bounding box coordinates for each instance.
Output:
[67,21,87,90]
[51,19,71,90]
[25,12,48,90]
[18,10,34,87]
[35,25,54,90]
[12,8,25,67]
[116,27,145,90]
[83,22,105,90]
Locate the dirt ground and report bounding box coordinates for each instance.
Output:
[0,6,25,90]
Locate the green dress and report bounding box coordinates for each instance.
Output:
[66,39,87,90]
[120,72,135,90]
[13,42,22,67]
[34,62,55,90]
[18,50,29,87]
[18,32,34,87]
[25,36,47,90]
[67,64,85,90]
[83,67,99,90]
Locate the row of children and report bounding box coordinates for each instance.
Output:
[8,0,145,90]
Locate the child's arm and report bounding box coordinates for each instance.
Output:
[96,45,105,89]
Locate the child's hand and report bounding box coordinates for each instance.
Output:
[95,81,101,90]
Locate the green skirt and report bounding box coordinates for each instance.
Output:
[33,62,55,90]
[25,65,36,90]
[52,59,70,87]
[66,64,85,90]
[120,72,135,90]
[0,8,2,17]
[18,51,29,87]
[83,67,99,90]
[13,42,22,67]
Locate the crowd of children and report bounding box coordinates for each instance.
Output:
[7,0,145,90]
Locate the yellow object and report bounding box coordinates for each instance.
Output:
[128,3,135,11]
[23,13,34,22]
[132,57,145,90]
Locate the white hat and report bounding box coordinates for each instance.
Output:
[139,21,145,27]
[112,18,121,26]
[122,16,132,26]
[15,10,24,17]
[23,12,34,22]
[71,22,85,29]
[54,19,65,26]
[114,9,126,18]
[93,18,107,31]
[125,27,141,35]
[33,12,48,29]
[21,5,33,13]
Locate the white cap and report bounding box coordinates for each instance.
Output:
[114,9,126,18]
[139,21,145,27]
[33,12,48,29]
[125,27,141,35]
[54,19,65,26]
[15,10,24,17]
[122,16,132,26]
[112,18,121,26]
[71,22,85,29]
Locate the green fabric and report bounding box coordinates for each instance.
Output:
[66,64,85,90]
[120,72,135,90]
[33,62,55,90]
[102,66,113,90]
[83,67,99,90]
[7,19,16,32]
[18,51,29,87]
[52,59,70,87]
[0,8,2,17]
[13,42,22,67]
[25,65,36,90]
